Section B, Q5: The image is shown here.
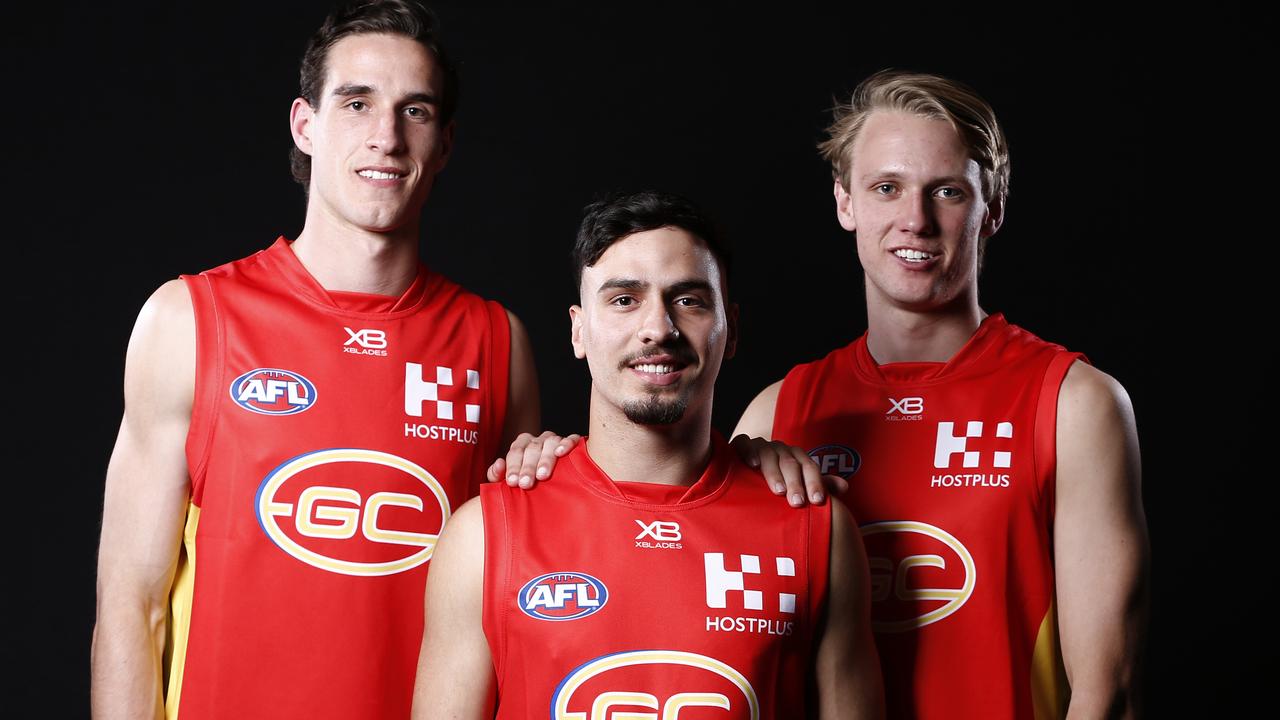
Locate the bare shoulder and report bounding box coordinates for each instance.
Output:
[123,280,195,418]
[733,379,784,439]
[1056,360,1141,496]
[436,495,487,566]
[1058,360,1135,425]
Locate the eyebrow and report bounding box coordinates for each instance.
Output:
[859,170,973,187]
[330,83,439,105]
[596,278,716,298]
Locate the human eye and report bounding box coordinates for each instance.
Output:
[873,182,897,196]
[934,186,965,200]
[610,295,637,308]
[404,105,431,121]
[674,295,707,309]
[345,99,368,112]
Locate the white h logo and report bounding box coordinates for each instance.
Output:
[704,553,796,614]
[933,421,1014,468]
[404,363,481,424]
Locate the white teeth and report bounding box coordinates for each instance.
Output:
[894,249,934,262]
[635,363,674,374]
[358,170,403,180]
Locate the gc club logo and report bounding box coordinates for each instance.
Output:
[255,448,451,576]
[807,444,861,480]
[551,650,760,720]
[518,572,609,621]
[860,520,976,632]
[230,368,316,415]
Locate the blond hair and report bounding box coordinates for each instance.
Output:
[819,70,1010,206]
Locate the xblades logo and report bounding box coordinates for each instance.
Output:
[635,520,682,549]
[886,396,924,421]
[343,327,388,356]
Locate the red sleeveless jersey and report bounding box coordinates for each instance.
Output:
[165,238,511,719]
[480,436,831,720]
[772,314,1082,720]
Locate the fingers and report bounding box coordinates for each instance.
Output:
[794,447,826,505]
[502,432,535,486]
[729,434,764,470]
[514,434,547,489]
[486,457,506,483]
[732,435,825,507]
[494,431,581,489]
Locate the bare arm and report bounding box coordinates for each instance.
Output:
[412,498,495,719]
[1055,362,1148,719]
[733,380,846,506]
[815,500,885,719]
[500,309,541,449]
[91,280,196,719]
[732,379,782,440]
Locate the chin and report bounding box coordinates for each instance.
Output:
[621,395,689,426]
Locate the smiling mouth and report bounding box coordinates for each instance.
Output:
[357,169,406,180]
[893,248,936,263]
[631,362,681,375]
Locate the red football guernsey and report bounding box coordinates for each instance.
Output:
[772,314,1083,720]
[480,436,830,720]
[165,238,510,719]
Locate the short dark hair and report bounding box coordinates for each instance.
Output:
[290,0,459,186]
[572,191,731,293]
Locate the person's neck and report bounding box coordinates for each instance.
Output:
[865,286,986,364]
[291,216,421,296]
[584,391,715,487]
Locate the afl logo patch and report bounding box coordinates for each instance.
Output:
[230,368,316,415]
[255,448,451,576]
[808,444,861,479]
[518,572,609,621]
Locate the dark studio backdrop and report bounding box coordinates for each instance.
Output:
[11,1,1226,715]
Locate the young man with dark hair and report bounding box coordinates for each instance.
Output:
[413,191,884,719]
[90,2,539,718]
[735,70,1149,719]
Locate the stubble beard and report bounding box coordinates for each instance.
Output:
[621,390,689,426]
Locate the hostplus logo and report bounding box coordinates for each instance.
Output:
[403,363,480,445]
[930,420,1013,489]
[703,553,796,636]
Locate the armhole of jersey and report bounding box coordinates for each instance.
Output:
[1032,351,1086,535]
[182,273,222,505]
[807,501,833,649]
[480,485,510,688]
[484,300,512,467]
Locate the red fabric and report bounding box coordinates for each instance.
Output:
[482,436,831,719]
[773,314,1083,720]
[172,237,510,719]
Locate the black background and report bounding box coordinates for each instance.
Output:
[12,2,1227,716]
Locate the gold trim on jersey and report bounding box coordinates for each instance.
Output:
[164,502,200,720]
[1031,599,1069,720]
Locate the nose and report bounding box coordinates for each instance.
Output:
[897,189,936,236]
[636,302,679,344]
[366,107,405,155]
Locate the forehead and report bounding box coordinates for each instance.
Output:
[852,111,978,180]
[322,32,442,98]
[582,227,723,292]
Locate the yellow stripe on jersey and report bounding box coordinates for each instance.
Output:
[1031,599,1069,720]
[164,502,200,720]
